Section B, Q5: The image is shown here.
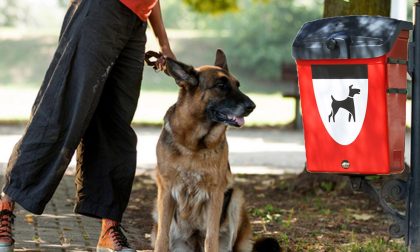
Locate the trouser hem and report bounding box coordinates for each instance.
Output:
[74,200,123,222]
[3,186,45,215]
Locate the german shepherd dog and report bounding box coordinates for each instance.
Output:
[151,50,279,252]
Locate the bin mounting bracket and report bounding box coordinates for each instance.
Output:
[349,175,407,238]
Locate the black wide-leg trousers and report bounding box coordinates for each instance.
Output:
[3,0,146,222]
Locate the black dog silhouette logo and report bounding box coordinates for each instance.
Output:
[328,85,361,123]
[311,64,368,145]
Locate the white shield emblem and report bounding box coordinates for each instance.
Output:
[311,65,368,145]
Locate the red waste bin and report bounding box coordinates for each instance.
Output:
[292,16,412,174]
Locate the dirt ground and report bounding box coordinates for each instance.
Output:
[124,173,406,252]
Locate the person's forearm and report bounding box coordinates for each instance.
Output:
[149,1,172,56]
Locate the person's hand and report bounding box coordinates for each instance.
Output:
[156,45,175,73]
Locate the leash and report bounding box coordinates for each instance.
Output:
[144,50,169,75]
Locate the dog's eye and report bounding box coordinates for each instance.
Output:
[215,77,229,90]
[216,81,226,89]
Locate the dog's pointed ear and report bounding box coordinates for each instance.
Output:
[166,57,198,87]
[215,49,229,72]
[349,84,353,88]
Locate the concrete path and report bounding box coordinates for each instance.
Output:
[10,176,101,251]
[4,175,145,252]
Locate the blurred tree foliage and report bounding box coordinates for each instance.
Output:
[1,0,321,81]
[223,0,322,80]
[57,0,68,7]
[0,0,63,27]
[182,0,238,13]
[164,0,322,80]
[0,0,23,26]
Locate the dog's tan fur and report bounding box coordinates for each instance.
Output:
[151,50,256,252]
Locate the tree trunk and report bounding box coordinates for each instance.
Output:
[324,0,391,18]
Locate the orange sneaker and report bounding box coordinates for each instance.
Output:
[97,219,135,252]
[0,199,14,252]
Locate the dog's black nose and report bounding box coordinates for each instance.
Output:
[245,100,256,114]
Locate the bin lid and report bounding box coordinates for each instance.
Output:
[292,15,413,60]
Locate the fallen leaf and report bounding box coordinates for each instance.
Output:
[352,213,374,221]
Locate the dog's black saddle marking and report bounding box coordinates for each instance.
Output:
[220,188,234,225]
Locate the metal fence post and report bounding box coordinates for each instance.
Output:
[408,1,420,250]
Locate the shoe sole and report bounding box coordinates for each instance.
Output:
[0,245,13,252]
[96,247,135,252]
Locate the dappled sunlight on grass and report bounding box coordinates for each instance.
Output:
[247,94,295,126]
[0,86,36,120]
[134,92,295,126]
[0,86,294,126]
[0,85,413,128]
[0,27,61,39]
[135,92,295,126]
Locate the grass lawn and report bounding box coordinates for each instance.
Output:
[0,27,297,126]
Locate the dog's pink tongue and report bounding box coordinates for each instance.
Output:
[235,117,245,127]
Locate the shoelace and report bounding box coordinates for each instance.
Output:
[102,225,130,249]
[0,210,15,242]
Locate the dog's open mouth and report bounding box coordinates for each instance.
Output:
[214,112,245,127]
